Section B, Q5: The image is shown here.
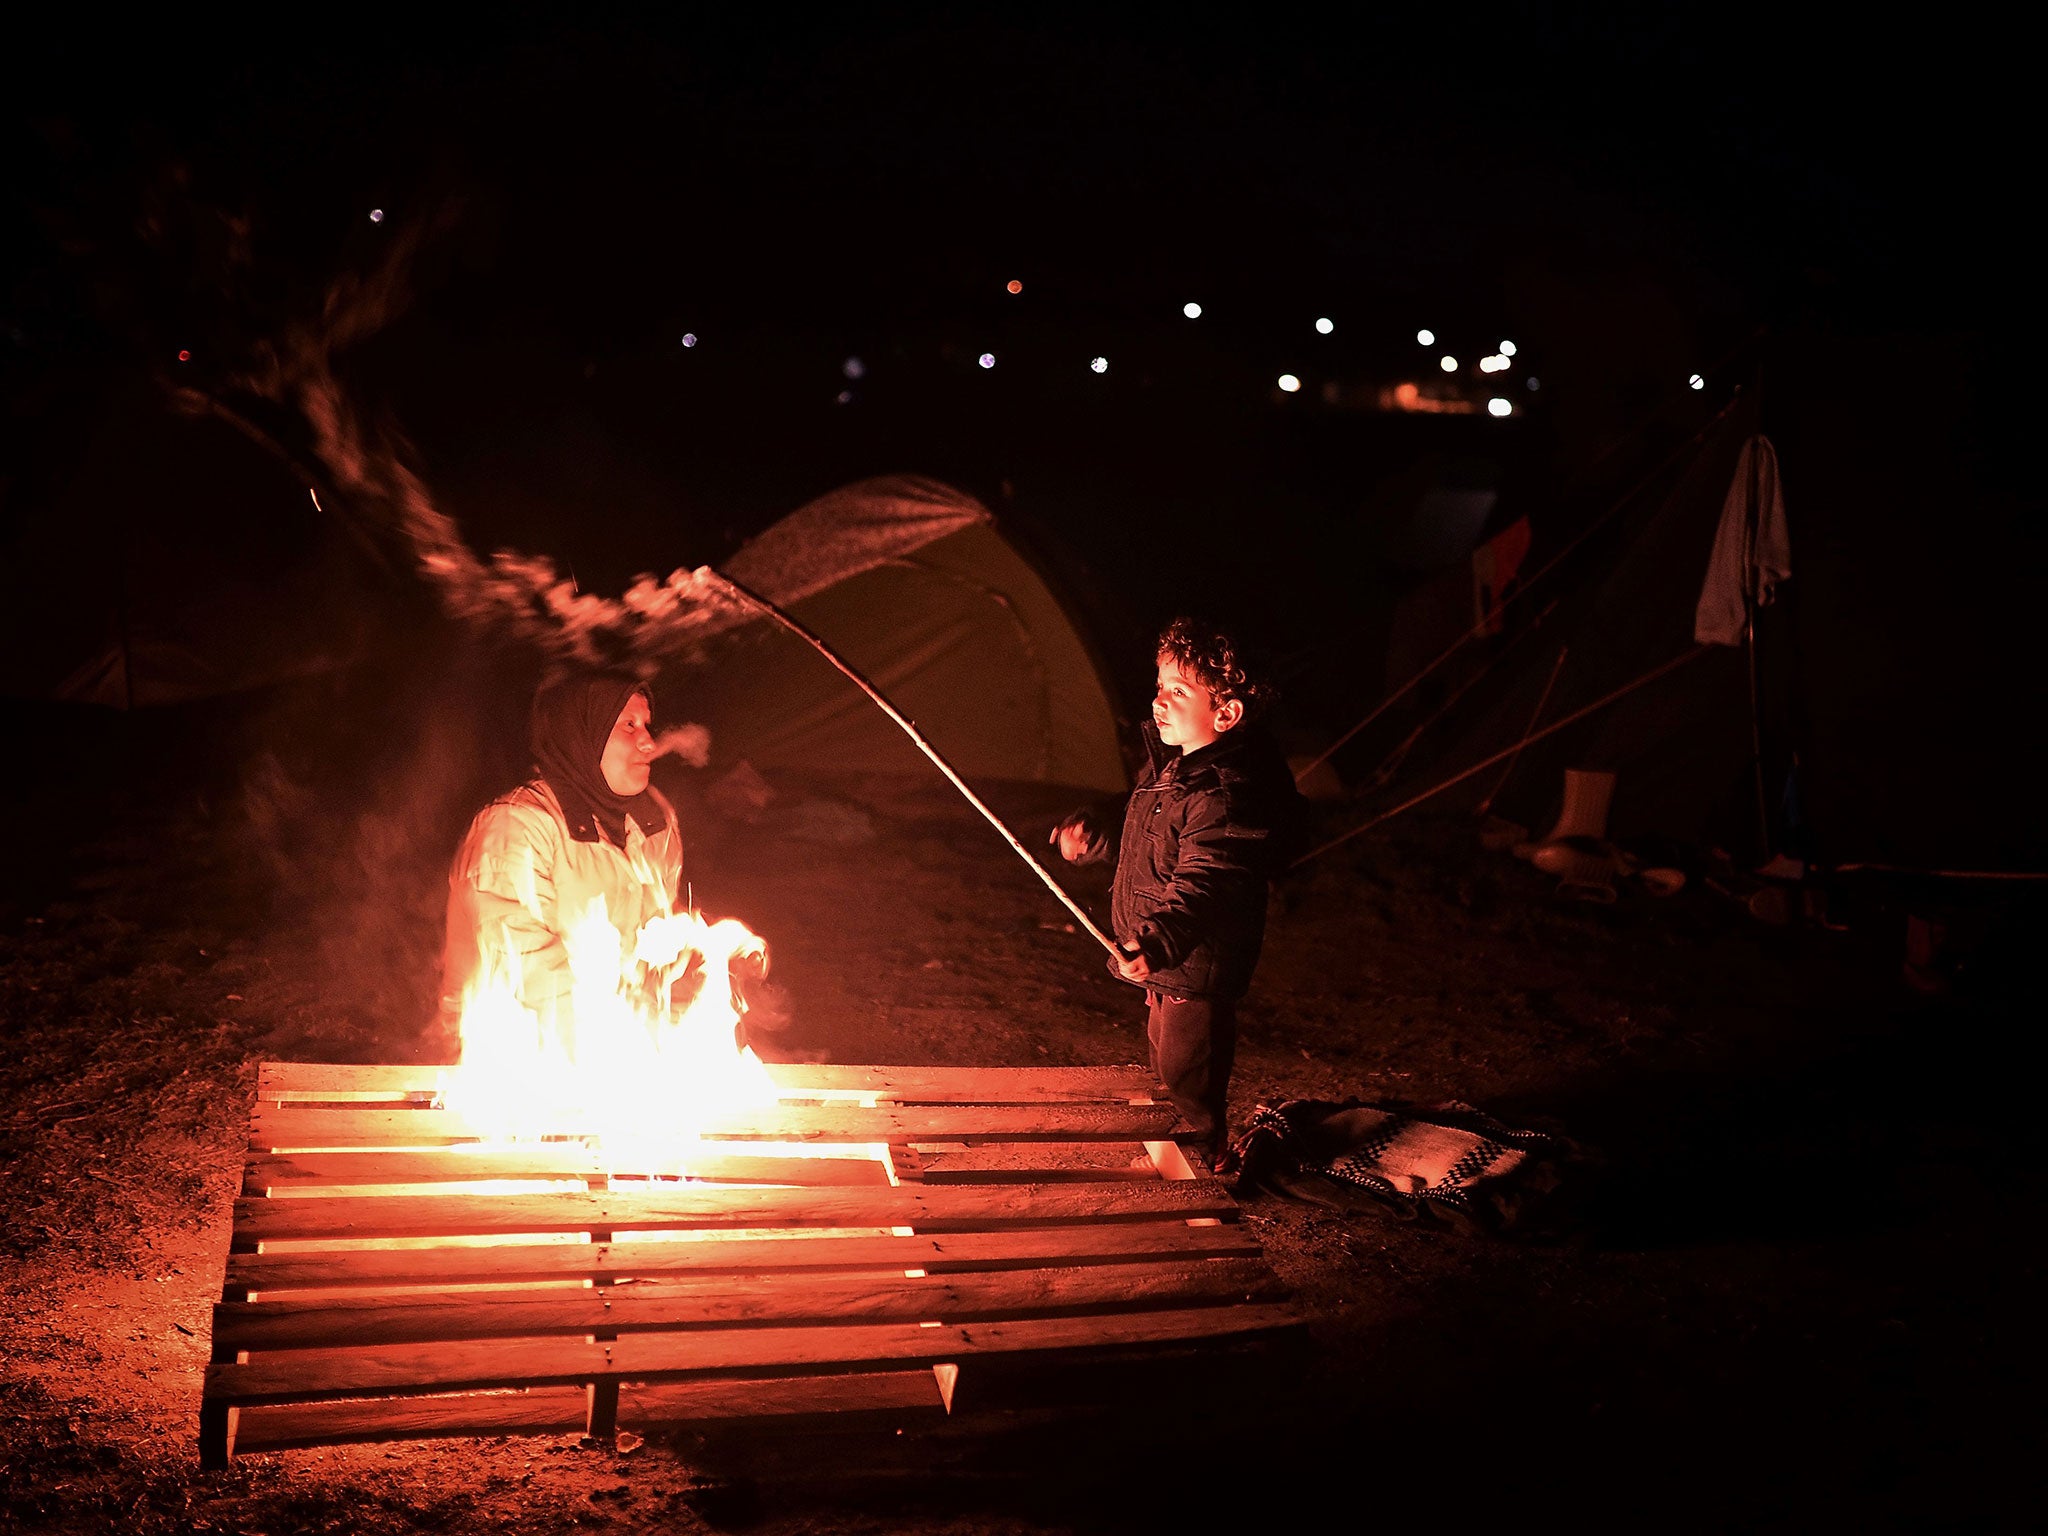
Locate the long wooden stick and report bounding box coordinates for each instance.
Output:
[703,569,1125,961]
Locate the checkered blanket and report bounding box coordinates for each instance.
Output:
[1230,1098,1568,1232]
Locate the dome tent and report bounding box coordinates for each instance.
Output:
[669,476,1130,795]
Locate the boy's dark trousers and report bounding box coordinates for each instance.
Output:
[1146,991,1237,1160]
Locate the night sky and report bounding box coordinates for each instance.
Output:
[4,12,2039,844]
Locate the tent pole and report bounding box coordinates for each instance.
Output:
[702,569,1126,963]
[1744,439,1772,860]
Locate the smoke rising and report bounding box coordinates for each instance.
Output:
[177,213,751,673]
[179,215,744,1061]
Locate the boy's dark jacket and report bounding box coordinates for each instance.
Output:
[1065,721,1306,1000]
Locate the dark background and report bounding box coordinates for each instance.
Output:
[3,9,2040,859]
[2,21,2045,1531]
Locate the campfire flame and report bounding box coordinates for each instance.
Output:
[439,884,779,1172]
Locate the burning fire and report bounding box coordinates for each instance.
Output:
[439,872,780,1172]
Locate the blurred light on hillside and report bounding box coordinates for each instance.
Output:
[1499,340,1517,357]
[1439,355,1458,373]
[1488,397,1513,418]
[1277,374,1302,393]
[1315,317,1334,334]
[978,353,996,369]
[842,357,865,379]
[1417,329,1435,346]
[1090,356,1109,374]
[1183,302,1203,319]
[681,333,698,348]
[836,390,853,404]
[1479,354,1509,373]
[1689,373,1705,390]
[1527,377,1541,390]
[1006,279,1023,294]
[177,349,191,362]
[369,208,384,224]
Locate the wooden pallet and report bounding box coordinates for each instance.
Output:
[201,1060,1302,1464]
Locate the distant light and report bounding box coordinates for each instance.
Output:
[1183,302,1202,319]
[368,208,384,224]
[176,349,191,362]
[1439,355,1458,373]
[1488,397,1513,418]
[1416,328,1435,346]
[1689,373,1705,390]
[842,356,865,379]
[681,333,698,348]
[836,390,853,404]
[1527,377,1541,391]
[1479,354,1509,373]
[1277,374,1302,393]
[1315,317,1334,335]
[1499,340,1517,357]
[1090,356,1109,374]
[1007,279,1023,294]
[978,352,996,369]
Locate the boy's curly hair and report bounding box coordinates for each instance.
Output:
[1157,617,1272,720]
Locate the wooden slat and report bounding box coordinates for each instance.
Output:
[249,1145,603,1187]
[914,1167,1160,1185]
[227,1222,1265,1294]
[250,1101,1182,1150]
[623,1370,948,1426]
[232,1386,588,1451]
[259,1060,1160,1105]
[257,1060,445,1103]
[214,1058,1294,1463]
[215,1258,1284,1352]
[245,1148,893,1193]
[231,1371,950,1452]
[206,1303,1304,1406]
[904,1143,1158,1184]
[773,1064,1159,1104]
[232,1179,1234,1245]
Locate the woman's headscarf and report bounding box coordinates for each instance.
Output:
[529,671,663,846]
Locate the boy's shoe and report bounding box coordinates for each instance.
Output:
[1208,1143,1241,1179]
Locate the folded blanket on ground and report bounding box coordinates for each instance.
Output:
[1230,1098,1570,1232]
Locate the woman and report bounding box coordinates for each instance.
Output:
[439,670,683,1053]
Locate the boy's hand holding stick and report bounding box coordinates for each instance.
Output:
[703,569,1134,966]
[1049,814,1152,979]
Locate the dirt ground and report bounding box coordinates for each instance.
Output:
[2,708,2041,1535]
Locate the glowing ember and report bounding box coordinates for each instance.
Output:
[439,869,779,1170]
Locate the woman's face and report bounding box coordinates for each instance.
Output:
[600,692,656,796]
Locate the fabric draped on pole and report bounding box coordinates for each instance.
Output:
[1695,434,1792,647]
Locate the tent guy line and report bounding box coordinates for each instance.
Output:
[1356,597,1561,795]
[1290,645,1712,871]
[1474,646,1570,819]
[1292,391,1743,787]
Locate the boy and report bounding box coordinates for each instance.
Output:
[1053,618,1305,1173]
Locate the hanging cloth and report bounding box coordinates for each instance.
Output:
[1694,434,1792,646]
